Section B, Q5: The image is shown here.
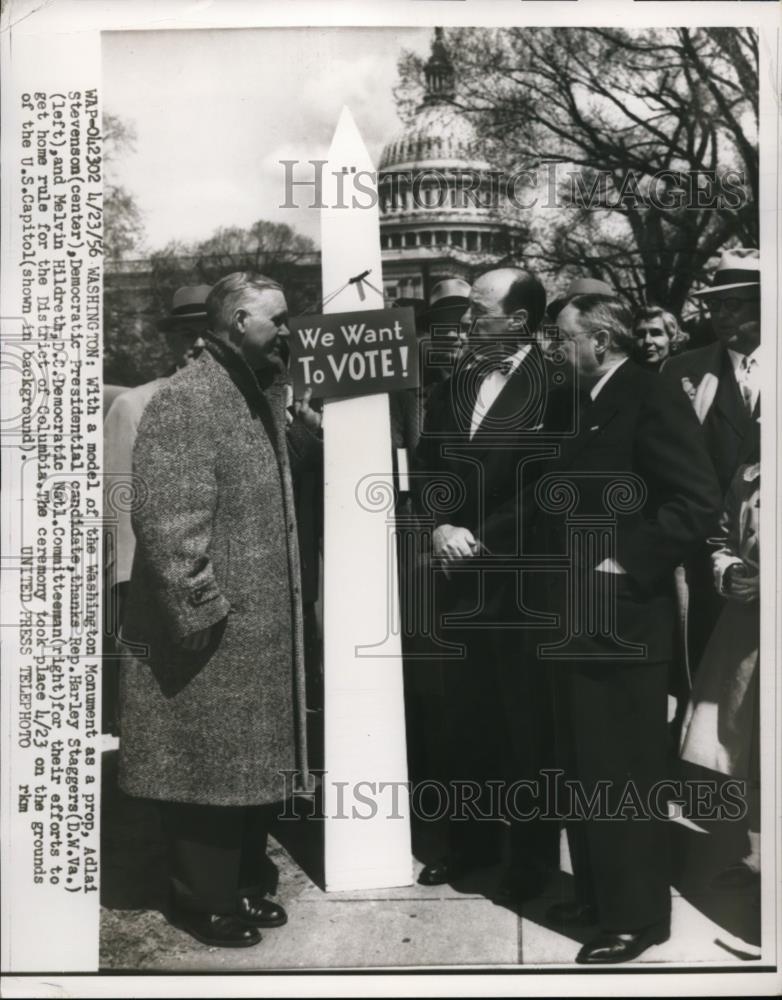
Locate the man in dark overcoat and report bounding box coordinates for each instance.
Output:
[537,294,721,963]
[662,248,760,679]
[119,272,320,948]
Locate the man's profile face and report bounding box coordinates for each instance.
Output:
[634,318,669,367]
[706,289,760,354]
[235,288,290,370]
[555,303,602,376]
[461,272,524,355]
[164,320,207,368]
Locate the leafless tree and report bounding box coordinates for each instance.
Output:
[104,113,146,260]
[397,27,758,312]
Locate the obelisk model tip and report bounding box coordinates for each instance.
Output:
[328,105,374,170]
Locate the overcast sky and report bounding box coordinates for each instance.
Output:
[103,27,431,253]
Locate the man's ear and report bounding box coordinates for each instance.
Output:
[506,308,530,335]
[233,308,248,333]
[593,328,610,356]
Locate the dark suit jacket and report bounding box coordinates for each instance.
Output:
[662,342,759,494]
[535,360,722,663]
[414,344,566,553]
[413,344,568,623]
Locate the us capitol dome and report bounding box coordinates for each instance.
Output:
[379,28,525,303]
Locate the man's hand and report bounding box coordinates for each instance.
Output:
[433,524,481,562]
[724,563,759,603]
[292,387,322,432]
[181,625,213,651]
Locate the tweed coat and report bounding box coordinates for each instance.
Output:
[104,378,166,587]
[118,337,317,806]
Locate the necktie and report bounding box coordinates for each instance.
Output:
[737,355,757,414]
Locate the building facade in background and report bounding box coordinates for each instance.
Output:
[378,27,523,303]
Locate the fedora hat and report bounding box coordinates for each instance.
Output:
[546,277,615,320]
[693,247,759,297]
[421,278,471,333]
[158,284,211,331]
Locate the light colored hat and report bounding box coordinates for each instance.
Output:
[547,277,615,318]
[693,247,759,297]
[429,277,471,308]
[158,284,211,331]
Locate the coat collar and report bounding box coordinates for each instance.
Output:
[205,334,285,400]
[699,340,726,378]
[675,340,725,379]
[672,341,747,433]
[555,358,640,468]
[203,334,288,454]
[712,347,750,437]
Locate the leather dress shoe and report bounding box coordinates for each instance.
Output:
[237,894,288,928]
[546,900,598,928]
[417,855,475,886]
[170,908,261,948]
[576,922,670,965]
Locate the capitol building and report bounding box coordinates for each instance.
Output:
[378,27,524,304]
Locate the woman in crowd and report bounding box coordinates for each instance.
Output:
[633,305,689,370]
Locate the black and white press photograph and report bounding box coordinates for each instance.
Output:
[87,14,772,978]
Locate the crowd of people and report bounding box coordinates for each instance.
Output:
[103,247,761,962]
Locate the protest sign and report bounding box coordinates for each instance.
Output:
[289,306,419,400]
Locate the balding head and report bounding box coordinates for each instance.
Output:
[462,267,546,355]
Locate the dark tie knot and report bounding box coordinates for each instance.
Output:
[489,360,513,376]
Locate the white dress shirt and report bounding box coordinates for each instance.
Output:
[469,344,532,440]
[728,347,761,414]
[589,357,629,574]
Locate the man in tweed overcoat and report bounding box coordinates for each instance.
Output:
[119,272,320,948]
